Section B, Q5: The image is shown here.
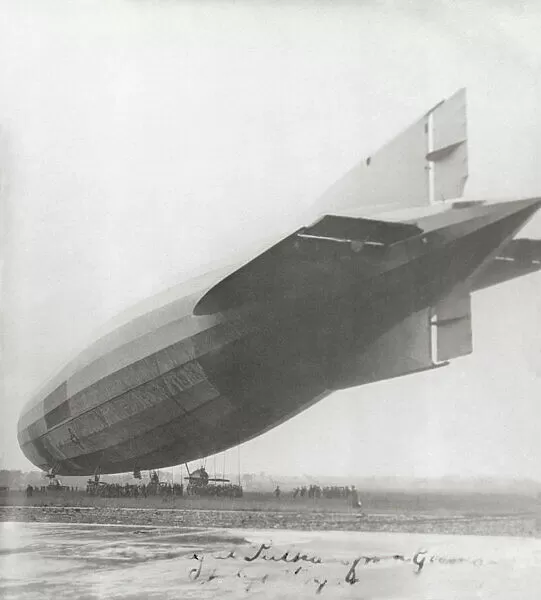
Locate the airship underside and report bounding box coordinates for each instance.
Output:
[18,89,541,476]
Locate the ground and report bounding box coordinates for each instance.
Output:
[3,521,541,599]
[1,488,540,537]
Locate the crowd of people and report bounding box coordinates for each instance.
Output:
[290,484,362,507]
[84,480,244,498]
[25,482,74,496]
[291,484,356,499]
[187,482,243,498]
[23,471,359,507]
[86,480,184,498]
[83,468,244,499]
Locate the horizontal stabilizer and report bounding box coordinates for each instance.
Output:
[472,238,541,291]
[195,200,540,317]
[194,216,424,314]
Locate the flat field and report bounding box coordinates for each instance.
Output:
[3,522,541,600]
[2,489,540,537]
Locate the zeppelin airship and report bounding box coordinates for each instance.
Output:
[18,89,541,476]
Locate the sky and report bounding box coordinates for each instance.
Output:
[1,0,540,479]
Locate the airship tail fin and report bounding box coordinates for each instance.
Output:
[333,284,472,391]
[314,88,468,216]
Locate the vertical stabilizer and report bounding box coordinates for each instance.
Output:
[315,89,468,215]
[431,285,473,363]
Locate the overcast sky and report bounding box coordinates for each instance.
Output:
[1,0,540,479]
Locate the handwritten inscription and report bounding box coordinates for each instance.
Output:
[188,543,489,594]
[243,543,321,564]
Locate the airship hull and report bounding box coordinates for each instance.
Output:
[17,199,540,475]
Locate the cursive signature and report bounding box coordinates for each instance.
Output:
[243,543,321,564]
